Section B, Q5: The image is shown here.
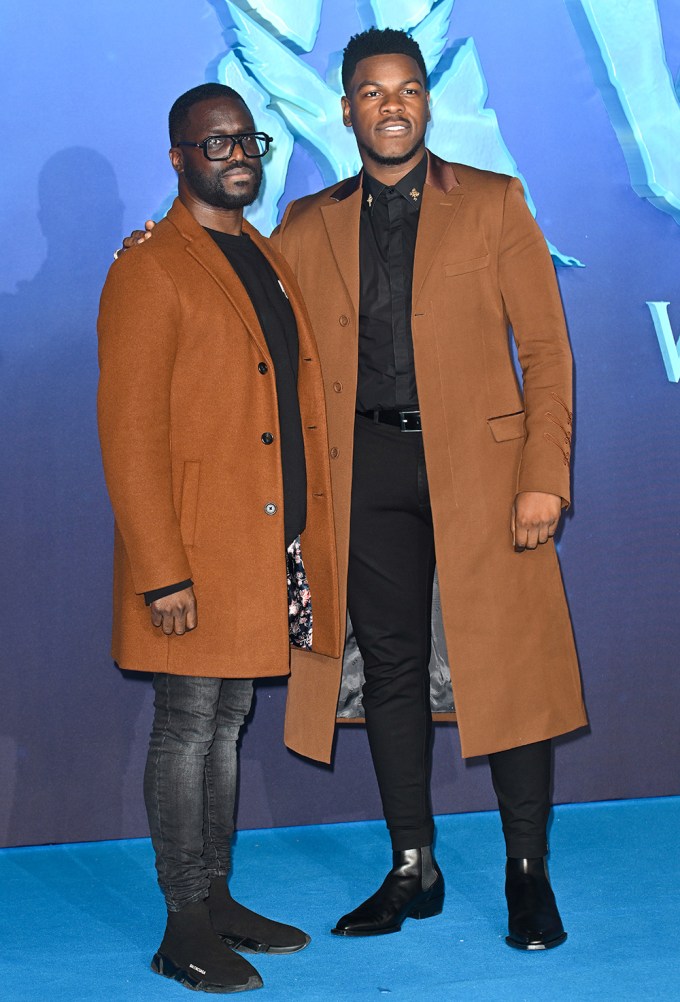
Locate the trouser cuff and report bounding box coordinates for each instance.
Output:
[165,888,209,913]
[504,835,548,859]
[389,824,435,852]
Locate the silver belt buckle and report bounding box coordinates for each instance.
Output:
[399,409,421,432]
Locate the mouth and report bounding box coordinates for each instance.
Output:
[376,120,411,135]
[221,166,256,181]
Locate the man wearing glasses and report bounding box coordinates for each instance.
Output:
[97,83,340,993]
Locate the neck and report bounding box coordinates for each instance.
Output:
[179,188,243,235]
[359,146,425,186]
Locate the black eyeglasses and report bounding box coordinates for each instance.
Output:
[176,133,274,161]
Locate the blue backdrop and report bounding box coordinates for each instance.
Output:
[1,0,679,848]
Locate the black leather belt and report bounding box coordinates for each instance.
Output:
[360,409,422,432]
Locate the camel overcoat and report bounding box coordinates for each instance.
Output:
[272,153,587,761]
[97,197,341,676]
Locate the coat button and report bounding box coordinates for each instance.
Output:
[261,432,274,445]
[330,447,339,459]
[264,503,277,515]
[339,315,350,327]
[332,381,342,393]
[258,362,268,374]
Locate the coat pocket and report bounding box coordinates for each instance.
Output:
[444,254,490,277]
[487,411,525,442]
[179,461,201,546]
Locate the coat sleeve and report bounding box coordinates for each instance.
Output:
[498,177,573,505]
[97,248,193,593]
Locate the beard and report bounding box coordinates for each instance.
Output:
[183,160,262,209]
[358,134,425,168]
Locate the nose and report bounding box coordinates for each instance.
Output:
[230,139,247,161]
[380,91,405,114]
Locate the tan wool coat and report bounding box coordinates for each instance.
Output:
[272,153,588,761]
[97,198,341,677]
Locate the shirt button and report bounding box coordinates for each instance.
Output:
[339,315,350,327]
[332,381,343,393]
[330,447,339,459]
[258,362,268,374]
[261,432,274,445]
[264,503,277,515]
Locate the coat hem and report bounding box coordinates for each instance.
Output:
[113,658,290,679]
[459,712,588,759]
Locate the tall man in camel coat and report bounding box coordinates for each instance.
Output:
[271,29,587,950]
[98,83,340,993]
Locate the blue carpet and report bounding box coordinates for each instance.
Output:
[1,798,678,1001]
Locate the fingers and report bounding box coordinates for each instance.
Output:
[538,518,559,545]
[514,517,558,550]
[119,221,155,253]
[513,492,562,551]
[149,589,197,636]
[513,522,534,550]
[122,229,150,250]
[185,600,198,632]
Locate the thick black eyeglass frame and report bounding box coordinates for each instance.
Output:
[175,133,274,161]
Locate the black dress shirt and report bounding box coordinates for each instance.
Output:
[356,154,427,413]
[144,228,307,605]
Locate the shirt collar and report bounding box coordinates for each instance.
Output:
[362,153,428,211]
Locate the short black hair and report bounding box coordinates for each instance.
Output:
[341,27,427,94]
[169,83,248,146]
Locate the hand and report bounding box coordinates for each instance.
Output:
[116,219,156,256]
[150,586,197,636]
[511,492,562,550]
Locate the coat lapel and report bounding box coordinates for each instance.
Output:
[413,154,464,305]
[320,181,362,316]
[166,199,271,360]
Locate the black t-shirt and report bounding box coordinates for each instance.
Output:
[206,228,307,547]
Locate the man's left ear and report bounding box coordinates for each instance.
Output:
[426,91,431,123]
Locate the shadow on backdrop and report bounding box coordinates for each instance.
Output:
[0,147,154,847]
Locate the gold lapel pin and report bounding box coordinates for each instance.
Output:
[409,187,421,201]
[367,194,373,208]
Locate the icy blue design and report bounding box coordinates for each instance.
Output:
[427,38,582,267]
[410,0,455,74]
[228,0,322,51]
[222,0,579,263]
[227,1,361,184]
[567,0,680,223]
[647,302,680,382]
[364,0,436,32]
[217,52,294,233]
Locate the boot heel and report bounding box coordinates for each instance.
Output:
[409,894,444,920]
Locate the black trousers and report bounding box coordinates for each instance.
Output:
[347,415,551,858]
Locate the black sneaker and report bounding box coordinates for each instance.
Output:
[151,897,263,993]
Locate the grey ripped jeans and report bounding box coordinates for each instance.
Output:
[143,673,254,911]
